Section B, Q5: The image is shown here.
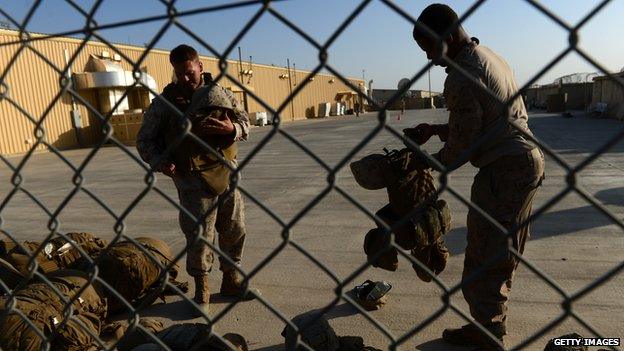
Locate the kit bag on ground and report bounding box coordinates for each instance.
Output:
[0,269,107,351]
[0,232,109,275]
[98,237,188,312]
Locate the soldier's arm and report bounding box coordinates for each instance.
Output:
[224,89,250,142]
[433,84,483,169]
[136,97,168,169]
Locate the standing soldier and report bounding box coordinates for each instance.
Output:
[405,4,545,350]
[137,44,257,308]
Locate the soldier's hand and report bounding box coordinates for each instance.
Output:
[436,124,449,142]
[403,123,435,145]
[198,116,235,136]
[197,110,236,135]
[158,162,176,177]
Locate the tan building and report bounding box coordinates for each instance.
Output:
[0,29,365,156]
[591,73,624,120]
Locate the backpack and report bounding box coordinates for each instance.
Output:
[0,270,106,351]
[358,148,452,281]
[98,237,187,313]
[1,232,109,275]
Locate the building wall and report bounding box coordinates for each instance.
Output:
[592,75,624,120]
[561,83,593,110]
[371,89,439,105]
[370,89,442,111]
[0,29,363,155]
[525,83,593,110]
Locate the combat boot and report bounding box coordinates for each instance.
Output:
[193,275,210,305]
[442,323,506,350]
[220,269,260,301]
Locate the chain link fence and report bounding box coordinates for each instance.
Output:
[0,0,623,350]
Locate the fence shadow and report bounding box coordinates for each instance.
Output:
[436,185,624,256]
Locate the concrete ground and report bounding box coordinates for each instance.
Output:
[1,110,622,350]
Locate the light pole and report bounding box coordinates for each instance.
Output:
[428,62,433,108]
[428,64,432,98]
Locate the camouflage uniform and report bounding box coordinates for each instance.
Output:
[136,81,250,277]
[433,39,545,332]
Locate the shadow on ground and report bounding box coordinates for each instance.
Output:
[528,113,624,155]
[432,185,624,256]
[415,338,474,351]
[136,293,250,321]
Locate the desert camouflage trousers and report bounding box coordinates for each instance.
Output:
[463,147,545,330]
[174,172,246,277]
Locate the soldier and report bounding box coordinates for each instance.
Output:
[136,44,257,308]
[405,4,545,350]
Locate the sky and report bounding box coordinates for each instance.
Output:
[1,0,622,92]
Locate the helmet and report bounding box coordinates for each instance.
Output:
[185,84,237,150]
[188,84,234,112]
[350,154,395,190]
[363,228,398,272]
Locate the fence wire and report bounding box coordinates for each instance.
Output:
[0,0,623,350]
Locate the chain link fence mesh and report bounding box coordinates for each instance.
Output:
[0,0,623,350]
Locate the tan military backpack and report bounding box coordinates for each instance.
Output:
[1,232,108,275]
[0,270,106,351]
[98,237,187,313]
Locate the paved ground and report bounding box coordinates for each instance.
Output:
[1,110,623,350]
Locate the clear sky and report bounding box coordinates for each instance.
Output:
[1,0,622,92]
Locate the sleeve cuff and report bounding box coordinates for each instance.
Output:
[233,123,243,140]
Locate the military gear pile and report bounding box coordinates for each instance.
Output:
[0,232,190,351]
[350,148,451,282]
[0,232,108,276]
[0,270,107,351]
[98,237,188,313]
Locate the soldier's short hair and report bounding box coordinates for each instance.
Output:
[170,44,199,64]
[413,3,460,41]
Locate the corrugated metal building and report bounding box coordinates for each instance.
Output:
[0,29,364,155]
[525,83,593,111]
